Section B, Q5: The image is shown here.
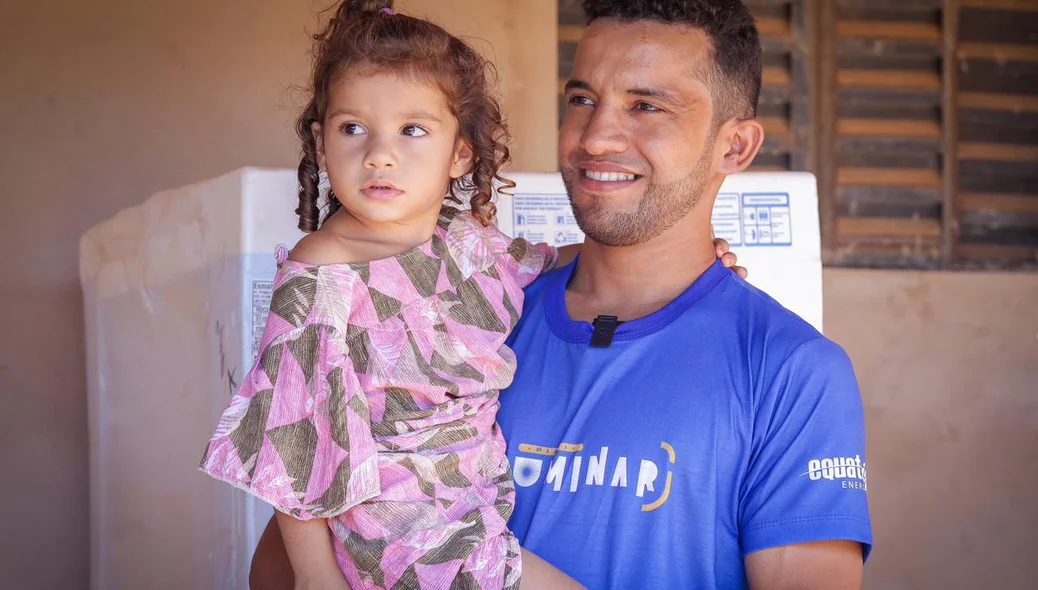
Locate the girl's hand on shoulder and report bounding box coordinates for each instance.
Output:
[714,237,748,279]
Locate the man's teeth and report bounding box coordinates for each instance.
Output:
[584,170,636,182]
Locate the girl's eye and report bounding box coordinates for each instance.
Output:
[402,125,428,137]
[341,123,367,135]
[568,95,594,107]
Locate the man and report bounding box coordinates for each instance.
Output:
[252,0,872,587]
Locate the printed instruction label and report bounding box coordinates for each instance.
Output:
[710,192,793,247]
[741,193,792,246]
[251,280,273,363]
[711,193,744,246]
[510,191,793,249]
[512,193,585,246]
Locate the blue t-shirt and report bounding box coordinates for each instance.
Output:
[498,258,873,589]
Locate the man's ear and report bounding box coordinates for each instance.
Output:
[450,139,475,179]
[311,121,327,172]
[716,118,764,175]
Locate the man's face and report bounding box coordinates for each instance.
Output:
[559,19,721,247]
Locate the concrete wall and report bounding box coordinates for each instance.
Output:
[0,0,1034,589]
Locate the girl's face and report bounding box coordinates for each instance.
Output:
[313,68,473,229]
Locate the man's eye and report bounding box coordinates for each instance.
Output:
[635,102,662,113]
[568,95,595,106]
[402,125,428,137]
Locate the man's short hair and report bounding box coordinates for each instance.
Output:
[582,0,762,122]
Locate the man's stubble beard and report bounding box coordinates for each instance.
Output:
[561,147,712,248]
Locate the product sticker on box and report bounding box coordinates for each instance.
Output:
[511,193,585,246]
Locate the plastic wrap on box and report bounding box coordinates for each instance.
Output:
[80,168,303,590]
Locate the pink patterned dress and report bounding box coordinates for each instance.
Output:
[200,207,557,589]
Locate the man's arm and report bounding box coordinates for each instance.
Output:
[739,338,873,583]
[251,516,586,590]
[519,548,586,590]
[745,541,863,590]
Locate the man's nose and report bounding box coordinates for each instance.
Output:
[580,107,630,156]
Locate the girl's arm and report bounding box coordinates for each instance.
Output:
[519,548,587,590]
[275,513,350,590]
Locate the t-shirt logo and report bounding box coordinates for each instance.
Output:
[510,441,677,511]
[803,455,868,491]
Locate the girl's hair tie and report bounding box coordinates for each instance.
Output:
[381,7,393,15]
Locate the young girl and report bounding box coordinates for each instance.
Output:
[200,2,740,589]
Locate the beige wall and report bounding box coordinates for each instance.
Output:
[0,2,309,587]
[1,1,1035,589]
[825,270,1038,589]
[399,0,558,172]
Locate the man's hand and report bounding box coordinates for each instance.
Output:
[745,540,863,590]
[714,237,748,279]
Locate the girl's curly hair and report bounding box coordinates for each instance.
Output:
[295,0,513,232]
